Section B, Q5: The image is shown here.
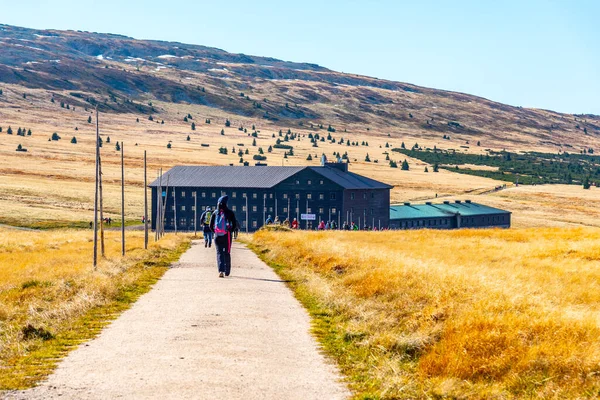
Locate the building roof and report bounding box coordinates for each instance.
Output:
[309,167,393,190]
[390,201,510,220]
[148,165,392,190]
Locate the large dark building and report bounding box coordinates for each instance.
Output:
[149,163,391,232]
[389,200,511,229]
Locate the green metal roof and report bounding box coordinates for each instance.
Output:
[390,201,510,220]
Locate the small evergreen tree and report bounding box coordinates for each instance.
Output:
[167,143,172,149]
[252,138,256,146]
[477,141,481,146]
[225,119,231,127]
[184,116,188,122]
[307,154,313,161]
[424,166,429,172]
[401,159,409,170]
[51,132,61,141]
[191,122,196,130]
[27,129,32,136]
[71,137,77,144]
[88,116,92,123]
[17,128,22,136]
[136,118,139,122]
[187,113,192,119]
[106,136,111,144]
[221,129,225,135]
[258,147,264,154]
[385,142,389,148]
[245,149,249,155]
[389,160,397,168]
[161,120,164,124]
[148,115,154,121]
[115,142,121,151]
[583,176,591,189]
[187,135,191,141]
[268,145,272,153]
[7,126,12,135]
[365,153,371,162]
[433,163,439,172]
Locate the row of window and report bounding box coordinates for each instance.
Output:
[401,219,450,228]
[170,205,338,215]
[167,190,338,201]
[350,192,376,200]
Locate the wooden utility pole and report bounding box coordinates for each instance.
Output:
[97,105,104,257]
[144,151,148,249]
[121,142,125,256]
[174,188,177,235]
[161,175,170,237]
[93,106,99,269]
[194,193,197,236]
[155,170,162,242]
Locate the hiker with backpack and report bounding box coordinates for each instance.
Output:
[209,195,238,278]
[199,206,213,248]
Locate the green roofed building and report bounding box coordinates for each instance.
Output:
[389,200,511,230]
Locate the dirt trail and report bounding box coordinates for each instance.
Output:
[5,240,349,400]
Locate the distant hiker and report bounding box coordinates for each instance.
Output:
[351,222,359,231]
[331,221,337,230]
[283,218,290,228]
[318,220,325,230]
[325,221,330,230]
[291,218,299,229]
[200,206,213,248]
[343,221,350,231]
[274,216,280,224]
[209,196,238,278]
[266,215,273,225]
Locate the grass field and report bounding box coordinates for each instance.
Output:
[249,228,600,399]
[0,227,191,389]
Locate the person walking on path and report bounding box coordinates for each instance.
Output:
[199,206,214,248]
[209,196,238,278]
[291,218,299,229]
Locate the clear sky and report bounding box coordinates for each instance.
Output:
[3,0,599,114]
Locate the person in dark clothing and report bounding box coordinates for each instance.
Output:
[209,195,238,278]
[199,206,213,248]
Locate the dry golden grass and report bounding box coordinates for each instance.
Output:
[250,228,600,399]
[0,226,190,388]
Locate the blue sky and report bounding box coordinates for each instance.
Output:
[3,1,599,114]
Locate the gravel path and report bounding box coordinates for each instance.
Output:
[5,240,349,400]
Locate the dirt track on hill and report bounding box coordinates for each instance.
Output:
[4,240,349,400]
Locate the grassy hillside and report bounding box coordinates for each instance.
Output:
[249,228,600,399]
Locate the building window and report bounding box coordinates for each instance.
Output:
[181,206,186,211]
[269,194,273,199]
[295,207,299,213]
[221,191,226,196]
[296,180,300,185]
[181,191,186,197]
[307,180,312,185]
[253,193,257,199]
[192,206,196,211]
[330,193,336,200]
[192,191,196,197]
[295,193,300,199]
[252,205,257,212]
[351,193,355,200]
[232,206,236,212]
[307,193,312,200]
[242,220,247,228]
[283,207,288,213]
[171,206,175,211]
[232,192,237,198]
[202,192,206,198]
[320,180,324,185]
[332,208,337,215]
[243,193,247,198]
[252,220,258,228]
[363,193,367,199]
[242,205,247,212]
[212,192,216,198]
[269,207,273,212]
[319,193,324,200]
[283,193,288,199]
[319,207,324,214]
[307,207,312,213]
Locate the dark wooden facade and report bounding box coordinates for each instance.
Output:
[150,164,391,232]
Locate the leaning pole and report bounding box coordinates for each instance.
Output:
[93,106,99,269]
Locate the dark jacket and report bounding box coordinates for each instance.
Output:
[209,195,238,236]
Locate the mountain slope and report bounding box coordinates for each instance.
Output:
[1,23,599,152]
